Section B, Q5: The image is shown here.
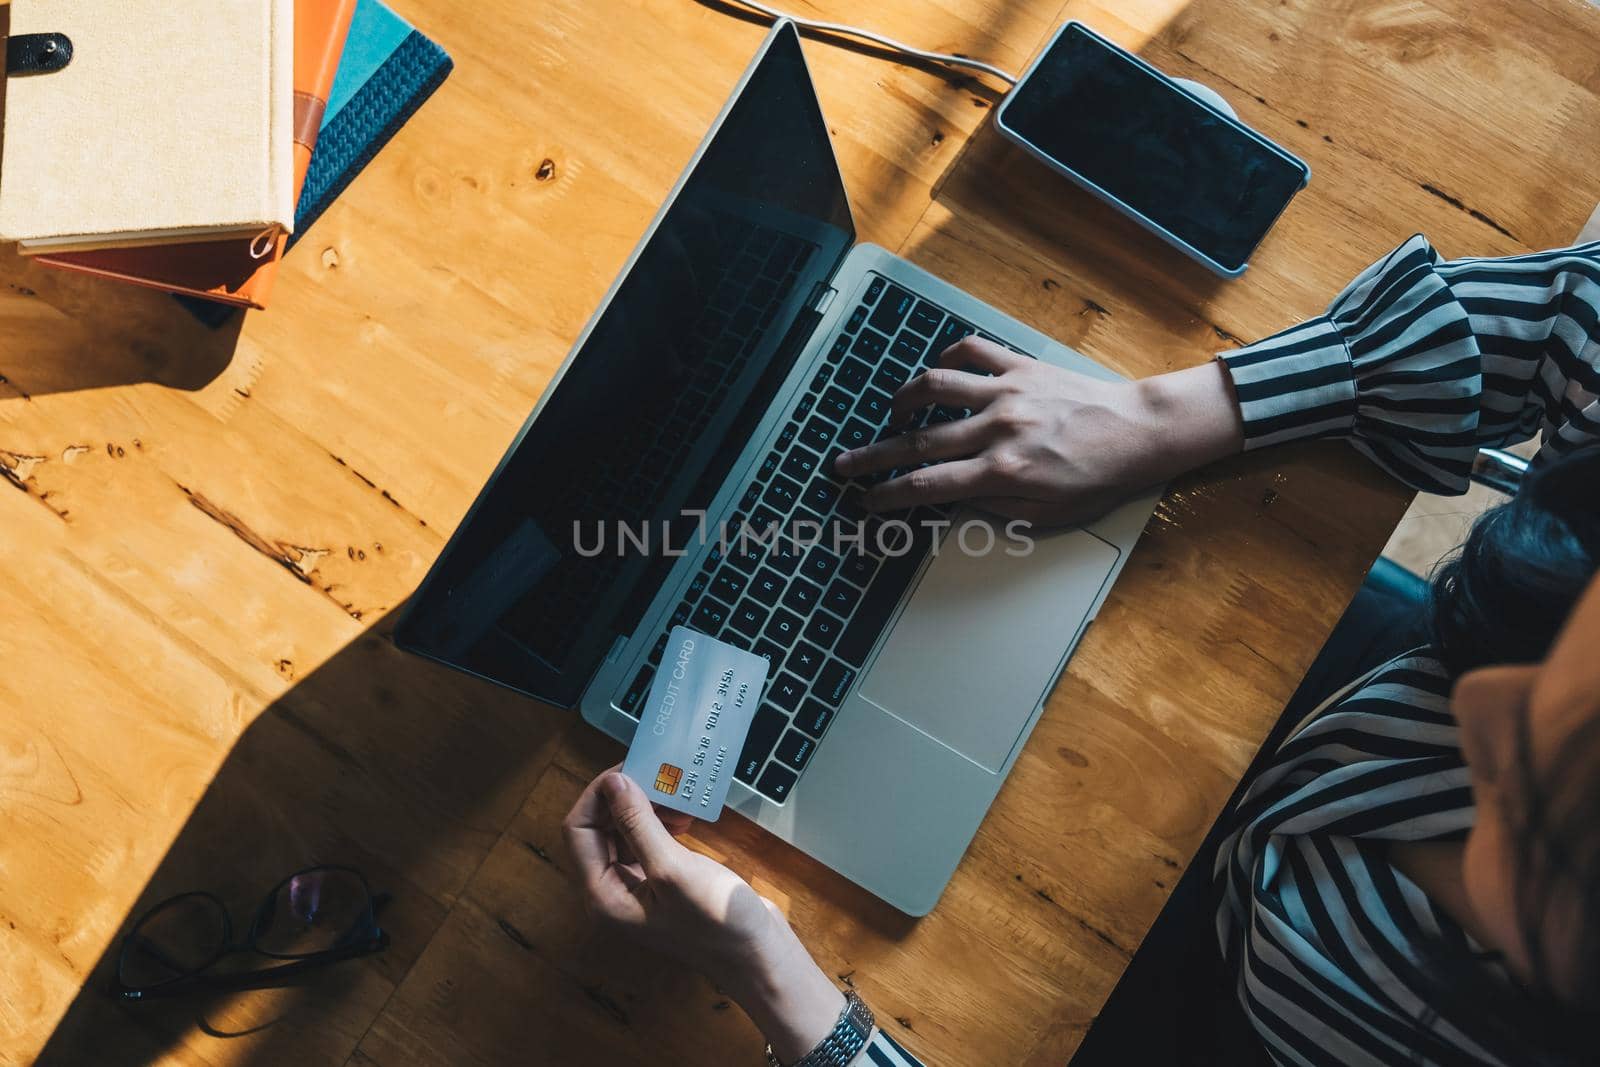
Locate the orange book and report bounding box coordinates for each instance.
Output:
[36,0,356,309]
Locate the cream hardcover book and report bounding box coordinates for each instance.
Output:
[0,0,295,252]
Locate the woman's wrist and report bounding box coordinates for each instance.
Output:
[1132,361,1246,477]
[716,917,847,1064]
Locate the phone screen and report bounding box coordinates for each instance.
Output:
[1000,25,1306,272]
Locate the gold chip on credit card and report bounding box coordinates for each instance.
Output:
[654,763,683,794]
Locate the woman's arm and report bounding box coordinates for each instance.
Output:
[836,237,1600,520]
[561,769,926,1066]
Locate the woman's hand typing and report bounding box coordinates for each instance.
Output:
[833,338,1244,526]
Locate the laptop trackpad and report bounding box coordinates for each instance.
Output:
[859,521,1120,772]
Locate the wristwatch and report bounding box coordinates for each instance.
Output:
[765,989,875,1067]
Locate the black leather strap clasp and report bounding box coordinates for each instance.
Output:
[6,33,74,76]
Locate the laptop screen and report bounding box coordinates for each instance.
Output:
[398,25,854,707]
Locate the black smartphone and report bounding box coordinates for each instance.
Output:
[995,22,1310,276]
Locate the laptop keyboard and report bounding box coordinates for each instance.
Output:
[616,272,1029,804]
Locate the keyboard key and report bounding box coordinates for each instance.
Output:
[835,491,868,523]
[770,537,804,574]
[824,578,862,616]
[776,422,798,450]
[648,632,670,665]
[804,611,844,649]
[868,284,913,335]
[835,526,931,666]
[768,673,805,712]
[671,600,692,627]
[686,570,711,600]
[845,305,867,333]
[890,331,928,366]
[838,550,876,585]
[815,659,858,706]
[758,452,780,480]
[864,276,885,304]
[728,601,767,639]
[691,597,730,633]
[749,568,785,606]
[749,504,782,532]
[763,473,802,511]
[737,707,789,782]
[800,544,841,585]
[933,317,974,361]
[828,334,850,363]
[855,388,893,425]
[801,479,840,514]
[782,578,822,614]
[790,504,828,538]
[834,357,872,392]
[794,698,835,738]
[878,520,912,555]
[799,418,836,454]
[781,447,821,482]
[786,641,826,681]
[836,417,874,454]
[619,665,653,715]
[818,387,854,422]
[763,607,804,645]
[907,300,943,337]
[739,481,762,511]
[753,638,785,670]
[775,729,815,770]
[873,359,911,393]
[793,393,815,421]
[809,367,831,393]
[755,761,798,802]
[727,536,765,574]
[721,630,752,652]
[710,570,747,603]
[850,328,888,362]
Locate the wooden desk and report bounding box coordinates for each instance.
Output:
[4,1,1598,1063]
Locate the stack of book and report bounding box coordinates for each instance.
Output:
[0,0,451,314]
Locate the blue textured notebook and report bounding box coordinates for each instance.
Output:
[183,0,451,324]
[288,0,453,248]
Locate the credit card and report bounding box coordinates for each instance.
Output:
[621,626,769,820]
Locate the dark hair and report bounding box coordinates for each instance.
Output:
[1415,444,1600,1064]
[1429,446,1600,676]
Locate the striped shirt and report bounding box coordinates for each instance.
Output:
[1212,236,1600,1066]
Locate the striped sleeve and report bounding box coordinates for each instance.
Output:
[860,1028,922,1066]
[1218,235,1600,494]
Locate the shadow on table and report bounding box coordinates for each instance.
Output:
[0,7,245,401]
[34,583,922,1066]
[33,605,576,1065]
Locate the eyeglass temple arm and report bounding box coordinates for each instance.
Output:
[115,931,389,1001]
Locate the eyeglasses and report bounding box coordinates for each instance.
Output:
[114,865,389,1001]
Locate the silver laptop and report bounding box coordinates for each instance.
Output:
[397,21,1158,915]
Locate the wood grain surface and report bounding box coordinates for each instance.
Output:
[3,0,1598,1063]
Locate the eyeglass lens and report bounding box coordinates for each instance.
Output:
[255,868,371,957]
[118,894,228,991]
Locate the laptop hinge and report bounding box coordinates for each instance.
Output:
[808,281,836,315]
